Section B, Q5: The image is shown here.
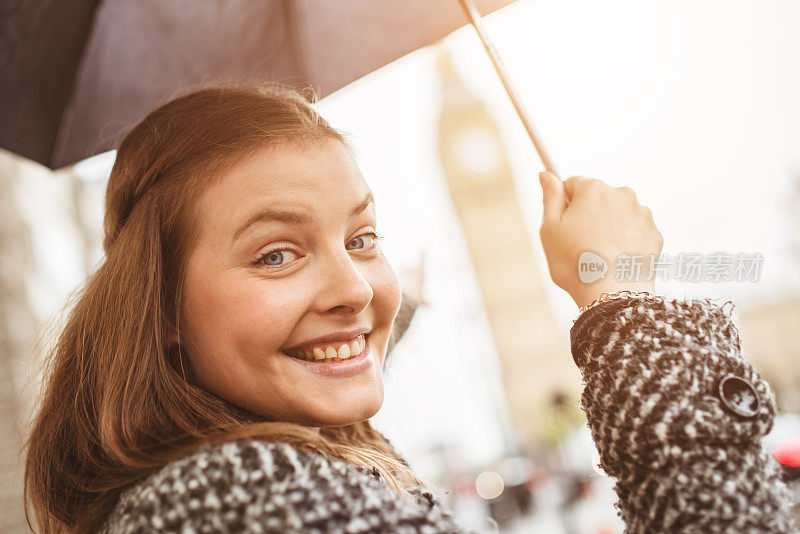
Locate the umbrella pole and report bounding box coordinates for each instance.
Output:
[456,0,559,177]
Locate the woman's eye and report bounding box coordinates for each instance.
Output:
[346,232,380,251]
[256,249,299,268]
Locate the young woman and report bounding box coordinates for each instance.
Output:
[24,83,796,533]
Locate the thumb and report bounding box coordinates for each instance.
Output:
[539,171,568,221]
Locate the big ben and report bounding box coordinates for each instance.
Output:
[436,49,579,447]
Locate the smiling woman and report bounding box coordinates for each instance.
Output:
[22,83,432,533]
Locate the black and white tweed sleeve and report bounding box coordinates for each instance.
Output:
[101,440,467,534]
[571,296,797,532]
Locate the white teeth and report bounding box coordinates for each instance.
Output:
[290,334,368,362]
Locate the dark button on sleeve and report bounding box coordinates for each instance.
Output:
[718,374,761,418]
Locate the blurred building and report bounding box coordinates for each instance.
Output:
[738,297,800,412]
[737,175,800,413]
[435,50,579,449]
[0,151,37,534]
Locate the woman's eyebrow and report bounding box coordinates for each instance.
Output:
[231,191,374,243]
[352,191,374,216]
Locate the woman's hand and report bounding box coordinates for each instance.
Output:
[538,171,663,308]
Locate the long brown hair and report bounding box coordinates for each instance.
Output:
[23,82,420,533]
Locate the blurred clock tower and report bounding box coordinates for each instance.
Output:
[436,49,579,447]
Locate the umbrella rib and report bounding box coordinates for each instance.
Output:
[456,0,559,177]
[50,0,105,169]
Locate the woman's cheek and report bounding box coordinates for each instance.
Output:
[375,259,403,320]
[249,282,309,335]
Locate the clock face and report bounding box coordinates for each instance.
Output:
[451,128,504,179]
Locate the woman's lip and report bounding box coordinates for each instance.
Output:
[284,337,373,378]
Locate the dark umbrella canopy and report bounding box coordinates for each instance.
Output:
[0,0,514,170]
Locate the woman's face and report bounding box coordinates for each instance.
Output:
[179,138,402,427]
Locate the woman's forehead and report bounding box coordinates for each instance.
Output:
[195,140,374,243]
[207,139,368,205]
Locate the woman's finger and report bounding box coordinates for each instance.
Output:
[616,186,638,204]
[563,175,605,202]
[539,171,568,221]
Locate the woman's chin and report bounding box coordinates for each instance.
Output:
[307,390,384,427]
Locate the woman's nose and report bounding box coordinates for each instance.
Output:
[315,249,374,315]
